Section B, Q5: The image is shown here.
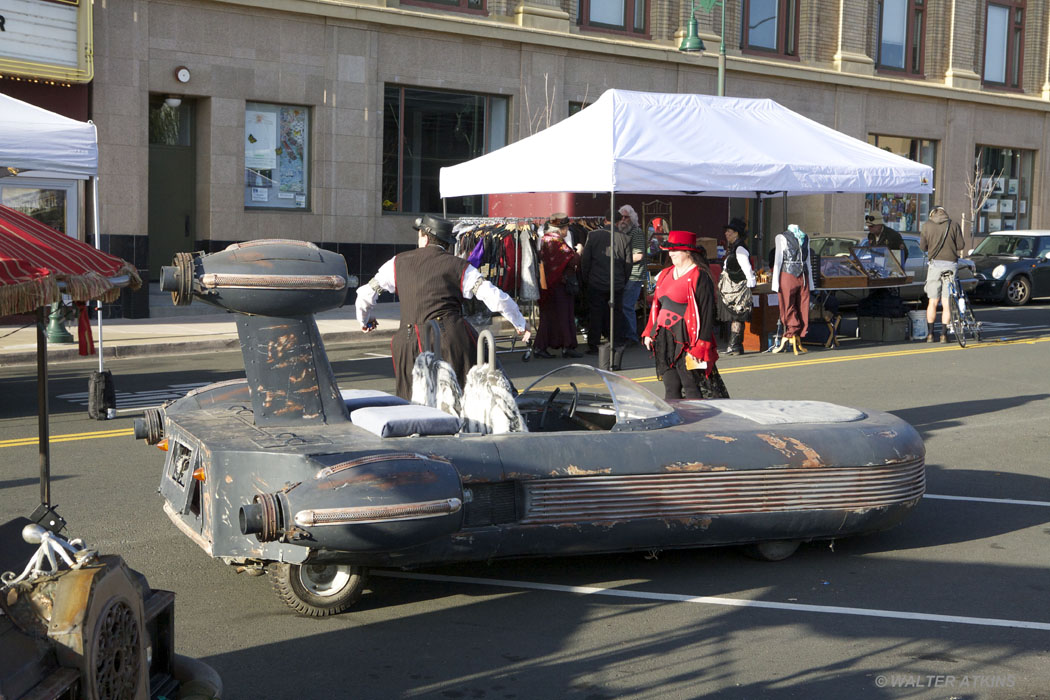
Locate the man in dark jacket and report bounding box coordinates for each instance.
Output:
[919,206,966,343]
[866,212,908,265]
[356,214,529,398]
[580,216,632,354]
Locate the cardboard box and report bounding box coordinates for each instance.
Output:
[882,316,908,341]
[858,316,881,340]
[859,316,908,341]
[697,237,718,260]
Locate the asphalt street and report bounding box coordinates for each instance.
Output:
[1,302,1049,699]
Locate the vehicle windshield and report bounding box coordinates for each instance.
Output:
[972,235,1038,257]
[517,365,681,432]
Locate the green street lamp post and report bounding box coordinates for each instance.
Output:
[678,0,726,97]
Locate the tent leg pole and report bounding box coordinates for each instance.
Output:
[37,307,51,508]
[93,176,104,374]
[609,194,615,365]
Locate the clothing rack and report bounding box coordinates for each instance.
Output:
[450,215,605,351]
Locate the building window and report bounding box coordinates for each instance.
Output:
[401,0,485,14]
[865,135,936,233]
[1,177,79,236]
[742,0,798,56]
[568,101,592,116]
[983,1,1024,88]
[877,0,924,74]
[244,102,310,210]
[577,0,648,36]
[382,86,508,217]
[975,146,1032,234]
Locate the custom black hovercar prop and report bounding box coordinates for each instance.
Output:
[138,240,925,617]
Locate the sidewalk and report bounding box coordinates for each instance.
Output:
[0,297,403,368]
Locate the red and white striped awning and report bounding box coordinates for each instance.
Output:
[0,204,141,316]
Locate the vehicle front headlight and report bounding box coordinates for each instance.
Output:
[992,264,1006,280]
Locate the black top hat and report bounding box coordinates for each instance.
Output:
[725,217,748,236]
[414,214,455,244]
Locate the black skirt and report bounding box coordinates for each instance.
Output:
[653,325,729,399]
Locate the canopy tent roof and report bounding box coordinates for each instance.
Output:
[440,90,933,199]
[0,92,98,176]
[0,204,140,316]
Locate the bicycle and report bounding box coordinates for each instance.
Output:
[939,268,981,348]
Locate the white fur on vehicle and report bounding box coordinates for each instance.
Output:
[461,330,526,434]
[410,350,463,417]
[461,364,526,434]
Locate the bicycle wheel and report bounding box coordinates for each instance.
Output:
[962,299,981,343]
[948,295,966,348]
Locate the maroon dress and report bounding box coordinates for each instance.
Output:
[535,234,579,351]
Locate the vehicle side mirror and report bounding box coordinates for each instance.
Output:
[967,248,975,255]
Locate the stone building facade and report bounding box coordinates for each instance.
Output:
[7,0,1048,316]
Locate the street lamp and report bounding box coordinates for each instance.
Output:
[678,0,726,97]
[678,0,706,52]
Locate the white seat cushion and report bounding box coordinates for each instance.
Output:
[350,405,461,438]
[340,388,410,412]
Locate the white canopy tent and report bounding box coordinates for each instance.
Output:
[445,89,935,367]
[0,93,98,176]
[440,89,933,198]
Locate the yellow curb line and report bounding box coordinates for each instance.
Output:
[0,428,134,449]
[634,334,1050,383]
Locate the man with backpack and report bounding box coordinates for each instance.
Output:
[919,206,966,343]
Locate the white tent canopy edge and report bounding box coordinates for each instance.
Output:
[439,89,933,198]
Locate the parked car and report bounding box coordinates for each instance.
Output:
[970,230,1050,306]
[809,231,976,304]
[135,240,926,617]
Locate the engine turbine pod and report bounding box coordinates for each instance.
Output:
[158,251,197,306]
[133,408,164,444]
[240,492,286,542]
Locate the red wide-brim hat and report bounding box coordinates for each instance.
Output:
[660,230,701,251]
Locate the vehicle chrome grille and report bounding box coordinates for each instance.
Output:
[522,459,924,524]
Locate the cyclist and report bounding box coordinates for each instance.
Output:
[918,206,966,343]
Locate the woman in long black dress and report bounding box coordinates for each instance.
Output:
[642,230,729,400]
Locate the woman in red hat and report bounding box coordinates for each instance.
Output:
[641,230,729,400]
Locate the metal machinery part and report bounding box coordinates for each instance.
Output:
[168,251,196,306]
[133,408,164,445]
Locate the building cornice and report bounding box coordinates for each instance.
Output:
[207,0,1050,113]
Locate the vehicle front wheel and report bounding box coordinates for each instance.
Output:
[267,562,368,617]
[741,540,801,562]
[1005,276,1031,306]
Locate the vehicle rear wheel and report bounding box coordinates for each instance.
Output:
[949,300,965,348]
[741,540,801,561]
[1005,276,1031,306]
[267,562,368,617]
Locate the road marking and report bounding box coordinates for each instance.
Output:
[628,333,1050,382]
[56,382,210,410]
[924,493,1050,507]
[375,570,1050,631]
[0,428,134,448]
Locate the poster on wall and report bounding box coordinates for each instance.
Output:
[278,107,307,193]
[999,198,1014,214]
[988,217,1002,232]
[982,199,998,213]
[1008,179,1018,195]
[245,111,277,170]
